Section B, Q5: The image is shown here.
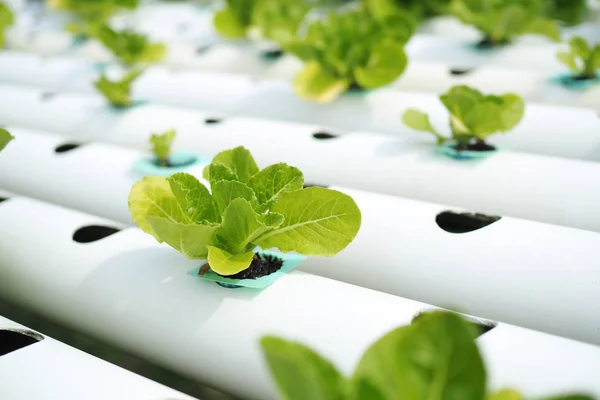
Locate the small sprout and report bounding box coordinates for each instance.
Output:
[557,37,600,81]
[260,311,593,400]
[0,2,14,48]
[0,128,14,153]
[94,68,143,108]
[93,23,166,66]
[449,0,561,46]
[149,129,176,167]
[285,8,415,102]
[402,85,525,151]
[128,146,361,278]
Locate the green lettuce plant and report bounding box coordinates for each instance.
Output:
[449,0,561,47]
[261,310,594,400]
[557,37,600,81]
[0,128,13,152]
[402,85,525,151]
[150,129,176,167]
[94,68,143,108]
[93,23,166,66]
[0,2,14,48]
[363,0,450,21]
[284,8,415,102]
[128,146,361,277]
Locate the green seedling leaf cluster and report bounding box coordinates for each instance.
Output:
[150,129,176,167]
[557,37,600,79]
[214,0,311,44]
[0,2,14,48]
[363,0,450,21]
[94,67,143,108]
[128,146,361,276]
[449,0,561,45]
[0,128,13,153]
[94,23,166,67]
[285,8,415,102]
[546,0,588,26]
[402,85,524,149]
[261,311,595,400]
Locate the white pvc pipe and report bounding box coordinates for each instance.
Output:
[1,52,600,160]
[4,111,600,234]
[1,196,600,399]
[0,316,198,400]
[2,128,600,345]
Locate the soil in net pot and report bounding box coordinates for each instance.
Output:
[200,253,284,280]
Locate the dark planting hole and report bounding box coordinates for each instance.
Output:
[475,36,510,50]
[216,253,283,280]
[303,183,329,189]
[0,197,8,203]
[40,92,56,101]
[412,312,496,338]
[196,45,211,55]
[449,67,474,76]
[453,141,496,152]
[154,156,197,169]
[348,82,366,92]
[0,329,44,356]
[73,225,121,243]
[436,211,501,234]
[54,143,83,153]
[312,132,339,140]
[204,117,223,125]
[261,49,284,60]
[562,73,598,83]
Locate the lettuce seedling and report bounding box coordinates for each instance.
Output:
[128,146,361,277]
[363,0,450,21]
[449,0,561,47]
[284,8,415,102]
[93,23,166,66]
[149,129,176,167]
[252,0,311,44]
[557,37,600,81]
[0,128,13,153]
[0,2,14,48]
[94,68,143,108]
[402,85,524,151]
[261,311,594,400]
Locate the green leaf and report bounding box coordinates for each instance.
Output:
[440,85,484,121]
[463,102,505,139]
[352,311,486,400]
[260,336,347,400]
[570,37,590,60]
[209,146,259,183]
[94,68,143,108]
[215,198,280,254]
[214,8,247,39]
[523,18,561,42]
[203,163,238,185]
[498,94,525,132]
[293,61,349,103]
[0,128,14,152]
[128,176,191,240]
[206,245,255,276]
[557,51,579,73]
[149,129,175,165]
[146,216,218,259]
[247,163,304,211]
[401,109,445,144]
[487,389,524,400]
[349,378,387,400]
[254,187,361,256]
[211,180,258,216]
[354,41,407,89]
[167,173,219,224]
[93,23,165,66]
[0,3,14,48]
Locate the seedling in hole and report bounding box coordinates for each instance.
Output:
[93,23,166,66]
[0,2,14,48]
[557,37,600,82]
[129,146,361,278]
[149,129,175,167]
[449,0,560,48]
[0,128,13,153]
[94,68,143,108]
[284,8,415,102]
[261,311,595,400]
[402,85,525,152]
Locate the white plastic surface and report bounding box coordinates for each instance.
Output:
[0,316,197,400]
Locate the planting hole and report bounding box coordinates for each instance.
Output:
[449,67,474,76]
[204,117,223,125]
[436,211,501,234]
[312,132,339,140]
[0,329,44,356]
[0,197,9,203]
[412,312,496,338]
[303,183,329,188]
[196,45,210,55]
[73,225,121,243]
[55,143,83,153]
